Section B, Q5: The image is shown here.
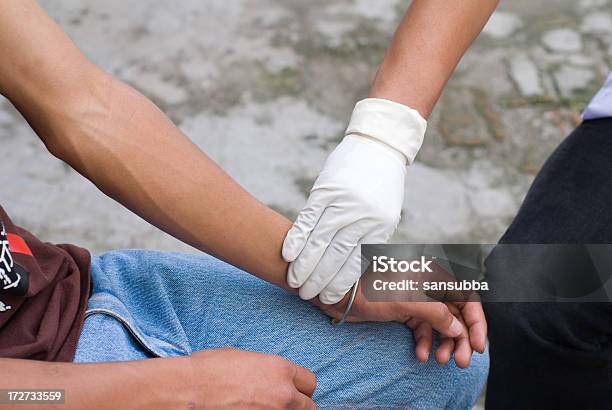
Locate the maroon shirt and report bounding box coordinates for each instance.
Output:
[0,205,90,361]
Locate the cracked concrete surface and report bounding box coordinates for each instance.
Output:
[1,0,611,256]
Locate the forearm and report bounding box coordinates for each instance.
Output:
[47,76,293,289]
[370,0,499,118]
[0,357,185,409]
[0,0,292,290]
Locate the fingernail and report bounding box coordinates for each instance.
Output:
[481,339,489,353]
[449,317,463,336]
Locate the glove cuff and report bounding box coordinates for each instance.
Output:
[345,98,427,165]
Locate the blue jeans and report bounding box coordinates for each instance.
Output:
[74,250,488,409]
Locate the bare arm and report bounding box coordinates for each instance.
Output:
[0,7,317,401]
[0,0,497,292]
[370,0,500,118]
[0,357,163,409]
[0,0,292,290]
[0,350,317,409]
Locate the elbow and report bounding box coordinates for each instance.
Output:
[37,120,83,166]
[41,132,68,161]
[37,74,115,167]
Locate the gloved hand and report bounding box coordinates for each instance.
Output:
[283,98,427,304]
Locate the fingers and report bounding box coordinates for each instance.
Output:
[445,303,474,368]
[408,318,432,363]
[292,391,317,410]
[408,303,479,367]
[452,332,473,369]
[283,190,327,265]
[292,363,317,398]
[407,302,466,339]
[318,245,363,304]
[287,207,347,291]
[459,301,488,354]
[290,364,317,410]
[435,337,455,365]
[299,223,365,301]
[406,302,483,368]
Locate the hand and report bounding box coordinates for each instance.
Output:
[406,301,487,368]
[283,99,427,304]
[181,348,317,409]
[317,286,487,369]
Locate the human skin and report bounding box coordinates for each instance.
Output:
[370,0,500,119]
[0,349,317,410]
[363,0,498,361]
[0,0,487,408]
[284,0,500,307]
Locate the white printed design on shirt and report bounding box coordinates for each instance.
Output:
[0,222,20,291]
[0,300,11,312]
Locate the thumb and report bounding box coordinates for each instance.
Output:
[282,190,326,263]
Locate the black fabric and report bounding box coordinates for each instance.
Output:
[484,118,612,409]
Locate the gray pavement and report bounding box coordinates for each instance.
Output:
[1,0,611,255]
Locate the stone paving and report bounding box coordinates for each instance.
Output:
[1,0,611,255]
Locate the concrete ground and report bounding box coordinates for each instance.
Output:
[2,0,611,252]
[1,1,611,405]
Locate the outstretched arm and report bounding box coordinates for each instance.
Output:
[0,0,291,290]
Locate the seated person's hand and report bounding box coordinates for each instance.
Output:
[315,284,487,369]
[184,347,316,409]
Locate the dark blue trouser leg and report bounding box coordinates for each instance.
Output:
[484,119,612,410]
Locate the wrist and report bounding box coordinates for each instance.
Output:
[318,279,367,322]
[67,358,177,409]
[369,74,434,119]
[343,134,407,166]
[136,356,198,409]
[345,98,427,165]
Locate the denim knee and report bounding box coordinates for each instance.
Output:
[445,349,489,409]
[384,349,489,410]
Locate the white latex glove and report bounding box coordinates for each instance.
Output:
[283,98,427,304]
